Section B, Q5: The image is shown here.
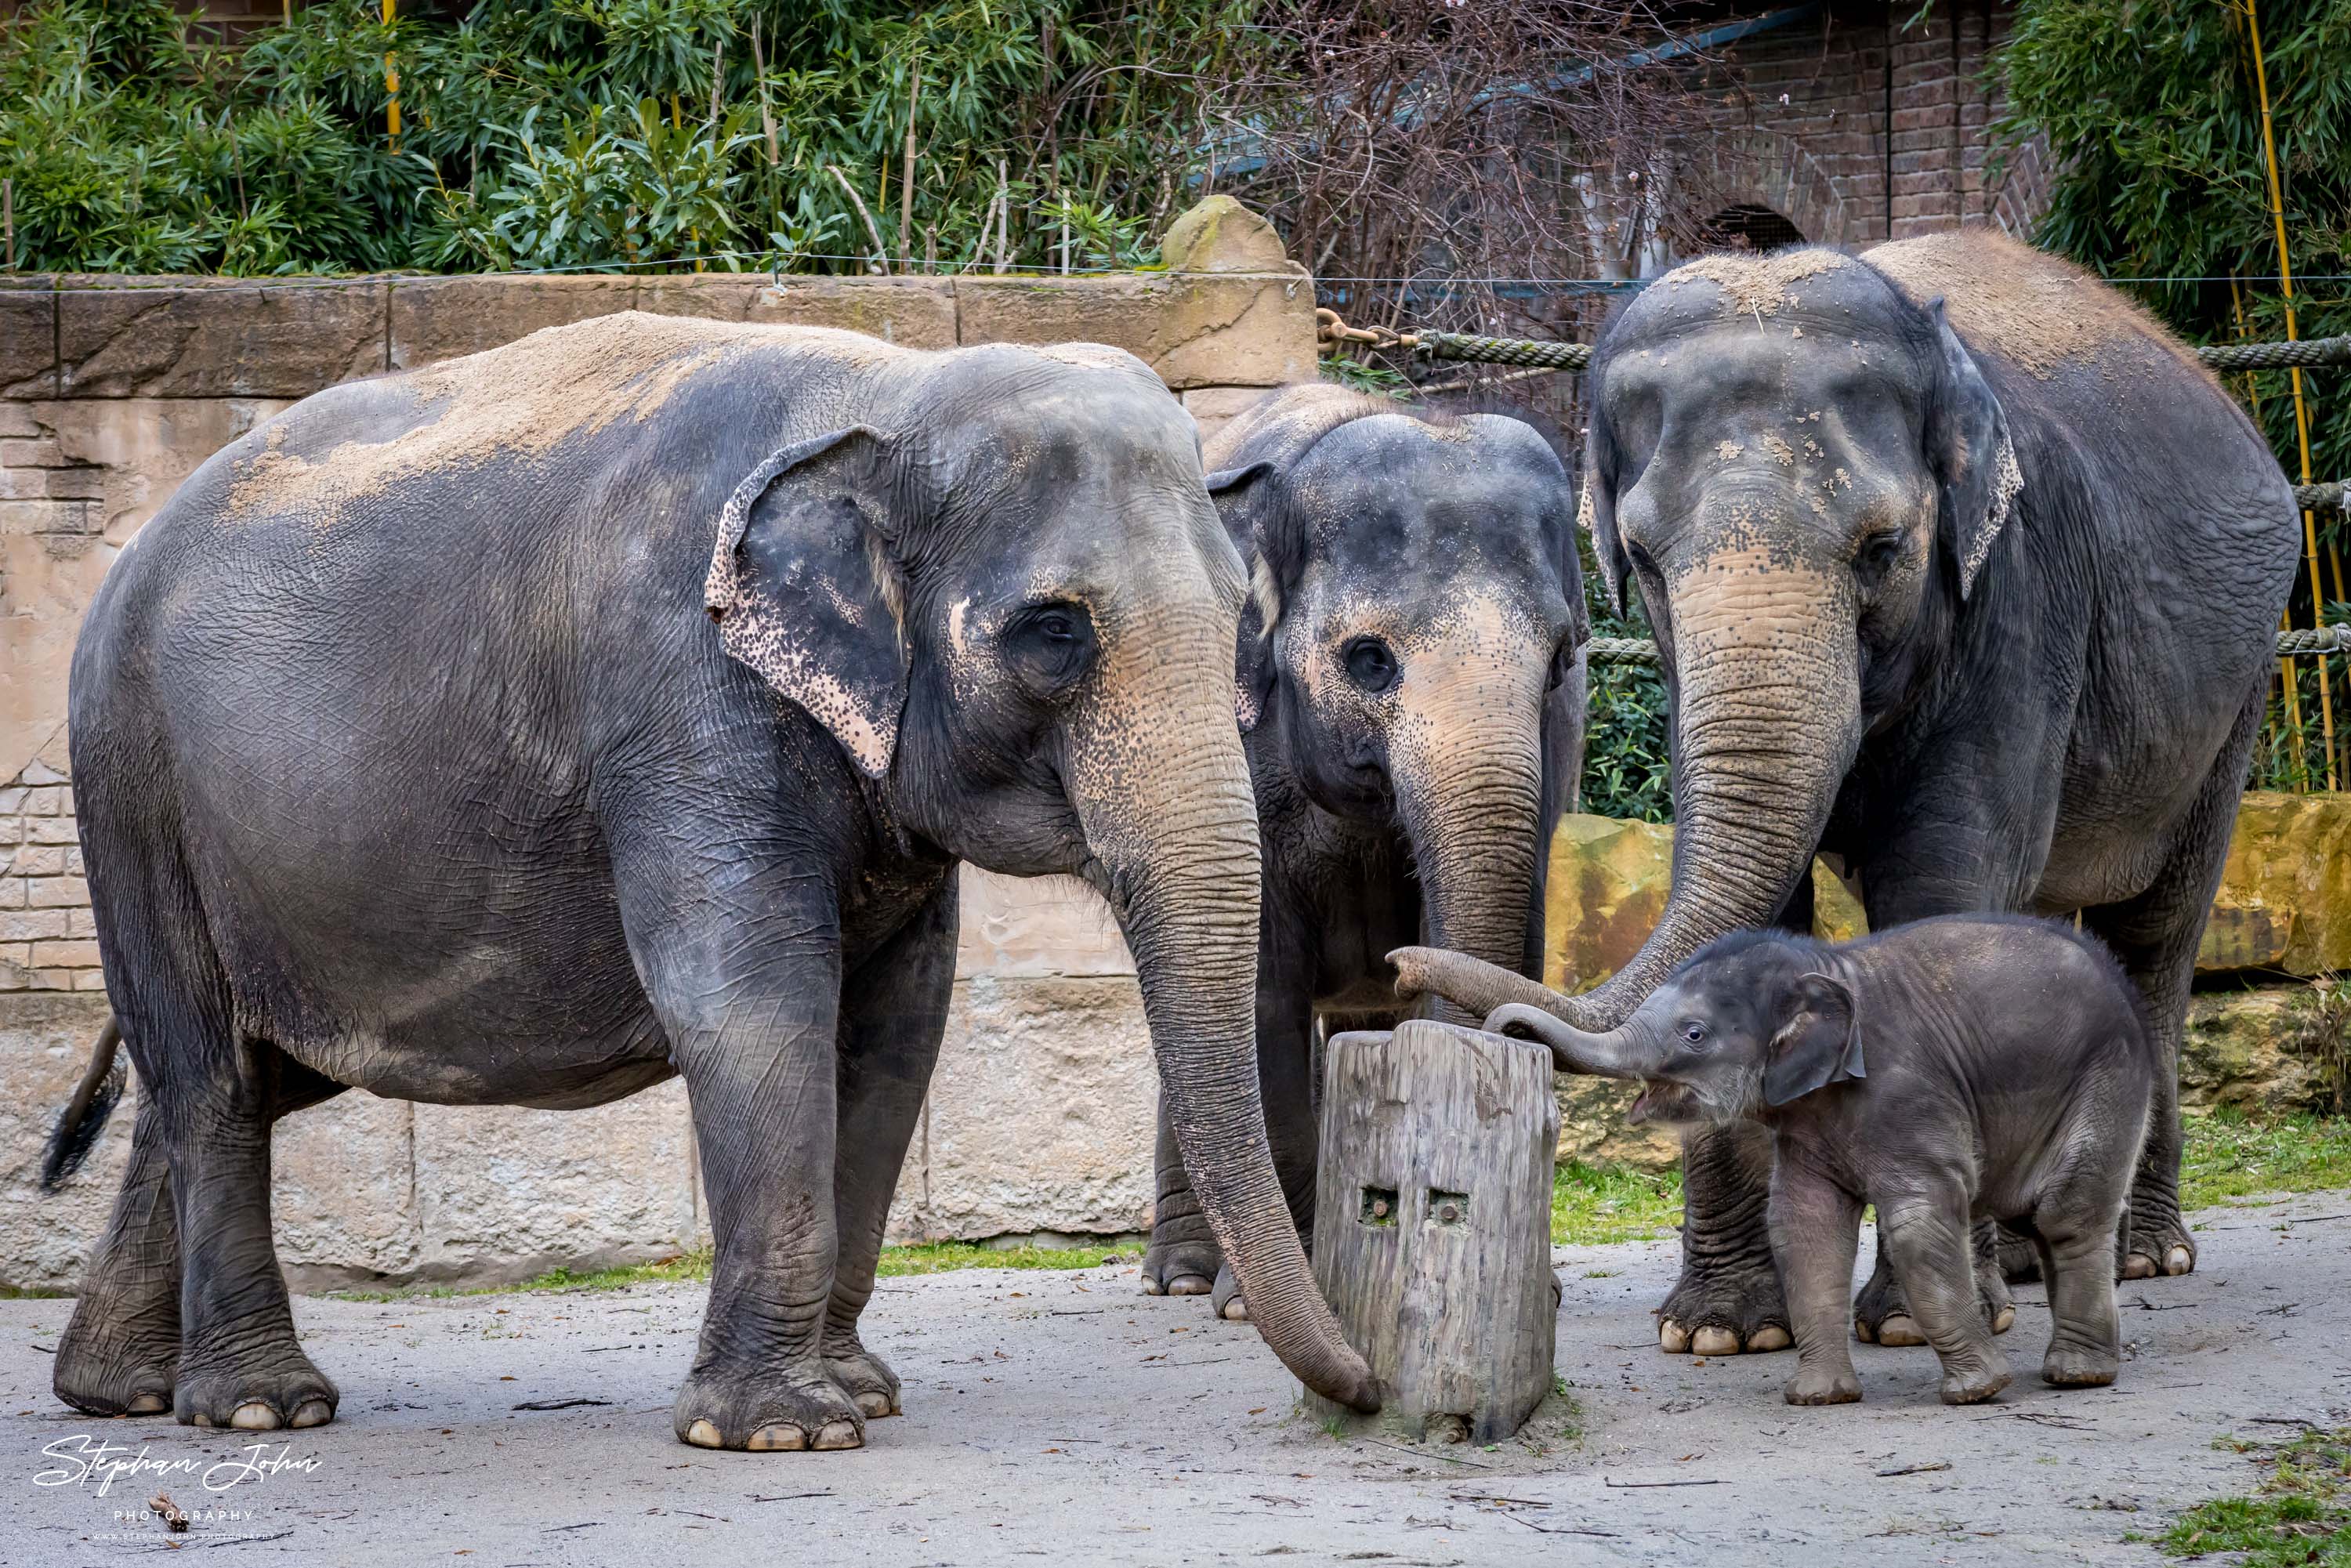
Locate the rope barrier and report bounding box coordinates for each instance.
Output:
[1588,625,2351,668]
[1314,309,2351,375]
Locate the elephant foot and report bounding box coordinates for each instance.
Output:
[2041,1345,2118,1389]
[1140,1225,1221,1299]
[675,1360,864,1452]
[1657,1256,1791,1356]
[174,1342,337,1432]
[824,1342,902,1419]
[1937,1353,2012,1406]
[1209,1262,1247,1322]
[2123,1202,2195,1281]
[53,1298,178,1418]
[1996,1226,2042,1284]
[1853,1264,2012,1345]
[1784,1365,1863,1406]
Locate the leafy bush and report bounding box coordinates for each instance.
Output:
[0,0,1246,276]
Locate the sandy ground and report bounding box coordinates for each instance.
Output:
[4,1194,2348,1566]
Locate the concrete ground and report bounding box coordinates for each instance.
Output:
[5,1193,2348,1566]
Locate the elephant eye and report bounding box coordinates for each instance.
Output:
[1004,600,1096,695]
[1680,1021,1707,1045]
[1858,531,1905,577]
[1342,636,1400,694]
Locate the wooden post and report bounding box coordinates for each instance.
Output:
[1308,1019,1558,1444]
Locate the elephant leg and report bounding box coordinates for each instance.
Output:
[1658,1118,1791,1356]
[823,878,957,1420]
[1878,1191,2010,1405]
[1853,1219,2015,1345]
[55,1094,180,1418]
[2032,1171,2128,1389]
[2080,699,2255,1282]
[1770,1157,1863,1405]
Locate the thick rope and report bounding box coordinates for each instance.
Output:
[1591,625,2351,667]
[1316,309,2351,375]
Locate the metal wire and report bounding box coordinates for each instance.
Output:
[1590,626,2351,668]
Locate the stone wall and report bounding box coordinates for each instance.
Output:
[0,201,1306,1287]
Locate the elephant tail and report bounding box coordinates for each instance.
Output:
[40,1016,123,1193]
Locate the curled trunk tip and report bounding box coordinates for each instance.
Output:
[1389,945,1583,1025]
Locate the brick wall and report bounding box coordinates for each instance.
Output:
[1682,1,2049,248]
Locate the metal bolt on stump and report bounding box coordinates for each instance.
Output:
[1306,1019,1559,1445]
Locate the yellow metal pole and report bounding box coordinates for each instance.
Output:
[382,0,400,153]
[2246,0,2333,787]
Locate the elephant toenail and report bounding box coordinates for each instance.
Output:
[2121,1253,2157,1280]
[230,1403,280,1431]
[745,1423,808,1452]
[1167,1274,1212,1296]
[1853,1316,1876,1345]
[1690,1327,1741,1356]
[1221,1298,1249,1322]
[1991,1306,2016,1334]
[853,1392,894,1418]
[1876,1314,1926,1347]
[125,1393,168,1415]
[1657,1320,1691,1353]
[2164,1245,2193,1276]
[1140,1276,1166,1295]
[811,1420,862,1450]
[1745,1324,1792,1353]
[289,1400,333,1429]
[684,1419,725,1449]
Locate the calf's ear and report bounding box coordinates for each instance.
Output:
[1763,970,1865,1107]
[1925,299,2022,599]
[1205,459,1279,732]
[705,426,906,778]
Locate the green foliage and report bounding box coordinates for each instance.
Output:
[2163,1426,2351,1565]
[1576,531,1672,823]
[2178,1106,2351,1208]
[1999,1,2349,791]
[1550,1158,1683,1245]
[1,0,1254,276]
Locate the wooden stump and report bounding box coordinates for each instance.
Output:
[1306,1019,1559,1443]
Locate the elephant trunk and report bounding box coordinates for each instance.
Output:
[1072,599,1379,1414]
[1399,549,1860,1032]
[1391,641,1549,1026]
[1486,1002,1663,1080]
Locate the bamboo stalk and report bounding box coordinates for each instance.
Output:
[900,69,920,275]
[750,15,777,167]
[381,0,400,152]
[994,159,1010,273]
[925,225,937,274]
[2,178,13,270]
[2246,0,2335,788]
[826,165,890,273]
[708,38,724,130]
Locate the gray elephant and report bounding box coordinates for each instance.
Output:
[1397,231,2298,1356]
[41,313,1378,1450]
[1490,914,2152,1406]
[1138,386,1586,1315]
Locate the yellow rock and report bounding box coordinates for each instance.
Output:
[2201,791,2351,976]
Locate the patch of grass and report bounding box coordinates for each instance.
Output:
[1552,1159,1683,1245]
[2162,1427,2351,1564]
[2181,1110,2351,1210]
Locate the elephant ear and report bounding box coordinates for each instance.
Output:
[705,426,907,778]
[1924,298,2023,599]
[1204,458,1279,732]
[1762,970,1866,1108]
[1579,434,1628,619]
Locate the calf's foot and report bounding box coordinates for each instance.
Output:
[174,1341,336,1431]
[1657,1255,1791,1356]
[1784,1365,1862,1406]
[676,1361,864,1452]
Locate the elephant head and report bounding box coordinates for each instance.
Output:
[1204,386,1585,1009]
[1488,931,1862,1124]
[1396,248,2017,1032]
[706,342,1376,1412]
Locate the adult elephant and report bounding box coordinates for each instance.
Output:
[42,313,1377,1450]
[1142,386,1586,1316]
[1397,232,2298,1355]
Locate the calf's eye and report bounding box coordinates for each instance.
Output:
[1681,1022,1707,1044]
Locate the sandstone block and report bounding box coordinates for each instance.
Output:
[955,272,1314,390]
[2201,791,2351,976]
[2179,983,2346,1118]
[0,282,57,400]
[1161,197,1292,274]
[57,276,386,398]
[388,274,641,370]
[411,1081,697,1284]
[274,1090,422,1287]
[0,993,127,1287]
[954,864,1132,980]
[1183,385,1277,443]
[687,274,960,349]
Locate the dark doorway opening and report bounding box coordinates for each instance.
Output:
[1699,204,1807,253]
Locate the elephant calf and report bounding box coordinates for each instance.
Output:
[1491,915,2152,1407]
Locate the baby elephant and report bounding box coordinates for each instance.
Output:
[1490,915,2152,1407]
